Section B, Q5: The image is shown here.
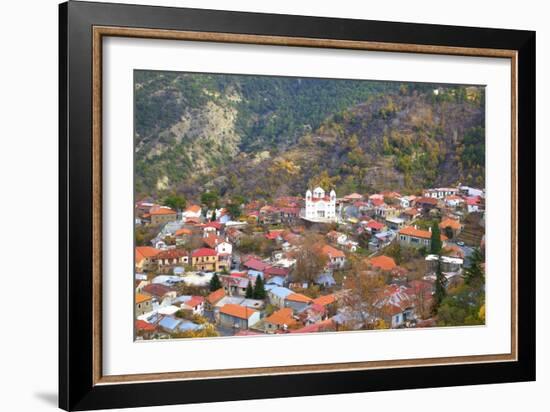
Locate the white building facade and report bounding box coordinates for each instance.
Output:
[302,187,337,223]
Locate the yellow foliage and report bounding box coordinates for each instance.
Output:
[478,304,485,322]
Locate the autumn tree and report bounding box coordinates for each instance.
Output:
[293,236,328,284]
[339,257,386,330]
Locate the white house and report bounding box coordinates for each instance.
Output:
[302,187,337,222]
[423,187,459,199]
[182,204,202,220]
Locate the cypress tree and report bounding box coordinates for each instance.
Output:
[245,280,254,299]
[209,273,222,291]
[432,258,447,315]
[253,275,266,299]
[430,222,442,255]
[463,247,485,288]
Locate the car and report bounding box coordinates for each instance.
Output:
[456,241,465,246]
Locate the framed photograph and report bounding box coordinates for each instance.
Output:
[59,1,535,410]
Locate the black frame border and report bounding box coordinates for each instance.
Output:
[59,1,536,410]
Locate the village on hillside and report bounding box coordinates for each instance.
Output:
[134,185,486,339]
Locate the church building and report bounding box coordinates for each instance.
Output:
[302,187,337,223]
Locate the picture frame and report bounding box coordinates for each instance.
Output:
[59,1,536,410]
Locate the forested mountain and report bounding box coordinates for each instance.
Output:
[135,70,485,201]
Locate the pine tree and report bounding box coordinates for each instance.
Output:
[209,273,222,292]
[430,222,442,254]
[253,275,266,299]
[245,281,254,299]
[432,258,447,315]
[463,247,485,288]
[211,210,217,222]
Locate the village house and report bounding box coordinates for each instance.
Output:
[174,227,193,246]
[425,254,464,273]
[182,204,202,220]
[135,293,153,316]
[466,196,483,213]
[398,195,416,208]
[135,246,160,272]
[423,187,459,199]
[142,283,177,305]
[221,275,251,297]
[191,248,219,272]
[376,285,416,328]
[326,230,348,245]
[264,307,298,332]
[398,226,447,249]
[374,204,399,220]
[205,288,226,310]
[415,197,440,212]
[401,208,421,222]
[444,195,465,208]
[218,304,260,329]
[135,319,156,338]
[366,220,386,234]
[439,217,463,238]
[266,285,293,308]
[147,207,177,226]
[385,216,406,231]
[179,296,205,316]
[285,293,313,312]
[203,234,232,271]
[319,244,346,269]
[151,249,189,272]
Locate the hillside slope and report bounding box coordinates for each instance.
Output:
[135,71,485,201]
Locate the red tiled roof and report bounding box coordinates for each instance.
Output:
[264,266,289,277]
[219,304,257,320]
[206,288,225,305]
[399,226,448,241]
[150,207,176,215]
[243,258,269,272]
[135,293,152,304]
[191,248,217,258]
[369,255,397,271]
[185,296,205,308]
[185,205,201,213]
[142,283,173,298]
[204,221,223,229]
[319,244,345,259]
[135,320,156,332]
[175,228,192,237]
[265,308,296,326]
[203,234,223,249]
[367,220,385,230]
[439,218,462,230]
[290,319,334,333]
[312,294,336,306]
[286,293,312,304]
[416,197,439,206]
[135,246,160,264]
[154,249,188,260]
